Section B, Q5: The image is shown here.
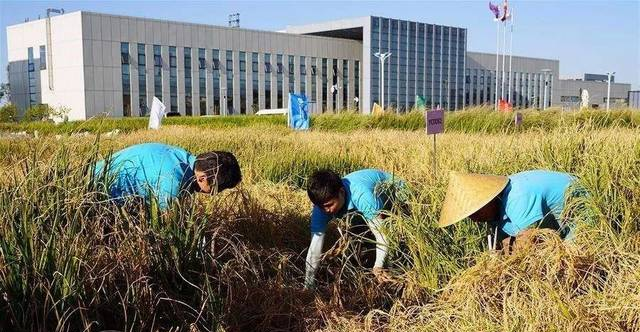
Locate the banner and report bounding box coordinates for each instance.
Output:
[415,95,427,111]
[372,102,384,116]
[288,93,310,130]
[148,97,166,130]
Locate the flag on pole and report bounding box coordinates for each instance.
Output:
[288,93,310,130]
[489,2,501,20]
[415,95,427,111]
[500,0,511,22]
[148,96,166,130]
[372,102,384,116]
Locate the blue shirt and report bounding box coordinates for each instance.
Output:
[498,170,575,236]
[310,169,399,233]
[95,143,197,210]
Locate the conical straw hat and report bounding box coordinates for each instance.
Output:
[438,171,509,227]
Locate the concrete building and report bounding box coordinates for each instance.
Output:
[556,75,631,109]
[7,12,467,119]
[7,11,363,119]
[5,11,635,120]
[465,51,559,108]
[285,16,467,112]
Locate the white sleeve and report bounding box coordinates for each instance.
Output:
[366,216,389,268]
[304,232,325,289]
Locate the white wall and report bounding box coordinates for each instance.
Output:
[7,12,86,120]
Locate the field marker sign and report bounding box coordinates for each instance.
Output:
[425,109,444,177]
[514,112,523,127]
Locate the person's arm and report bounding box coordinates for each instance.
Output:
[366,214,389,269]
[304,232,325,289]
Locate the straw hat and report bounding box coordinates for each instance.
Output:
[438,171,509,227]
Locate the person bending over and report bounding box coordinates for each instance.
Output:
[438,169,580,249]
[304,168,405,289]
[95,142,241,211]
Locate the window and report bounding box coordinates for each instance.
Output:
[153,45,162,100]
[138,44,147,115]
[288,55,295,93]
[240,51,246,114]
[265,53,271,108]
[121,42,131,116]
[322,58,327,111]
[199,48,206,115]
[311,57,317,102]
[169,46,177,114]
[300,56,306,95]
[212,49,220,115]
[342,60,348,110]
[354,60,360,108]
[226,50,234,114]
[39,45,46,70]
[27,47,36,107]
[277,54,283,108]
[252,52,258,111]
[184,47,192,116]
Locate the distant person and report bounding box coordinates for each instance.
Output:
[438,170,582,249]
[354,96,360,109]
[95,143,241,210]
[304,168,406,289]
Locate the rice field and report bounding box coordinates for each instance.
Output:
[0,109,639,331]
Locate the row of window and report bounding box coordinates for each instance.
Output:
[121,43,360,116]
[465,69,553,108]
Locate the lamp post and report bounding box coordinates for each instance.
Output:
[541,69,551,110]
[374,52,392,111]
[606,71,615,111]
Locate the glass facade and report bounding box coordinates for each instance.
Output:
[464,68,552,109]
[354,60,360,109]
[184,47,192,116]
[370,17,466,111]
[120,42,131,116]
[198,48,206,115]
[169,46,177,114]
[153,45,162,100]
[137,44,147,115]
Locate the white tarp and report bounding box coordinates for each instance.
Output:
[148,97,166,130]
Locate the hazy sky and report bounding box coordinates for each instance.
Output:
[1,0,639,88]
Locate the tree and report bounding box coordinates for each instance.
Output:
[0,103,17,122]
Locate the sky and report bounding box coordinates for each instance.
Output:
[1,0,639,88]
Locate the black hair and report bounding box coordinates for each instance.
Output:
[307,169,344,206]
[194,151,242,192]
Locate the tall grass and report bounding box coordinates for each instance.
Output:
[0,116,638,331]
[0,108,638,135]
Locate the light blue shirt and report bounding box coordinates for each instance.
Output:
[498,170,575,236]
[95,143,196,210]
[310,169,399,233]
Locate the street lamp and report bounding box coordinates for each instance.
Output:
[606,71,615,111]
[541,69,552,110]
[374,52,392,111]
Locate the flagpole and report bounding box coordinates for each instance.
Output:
[508,11,514,105]
[494,20,500,111]
[501,19,507,103]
